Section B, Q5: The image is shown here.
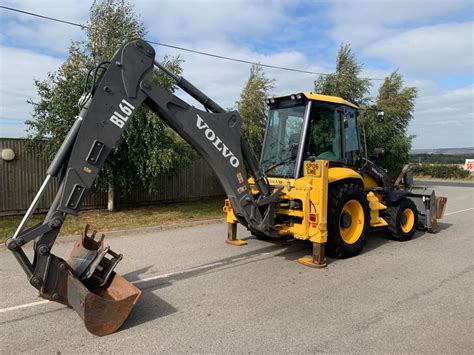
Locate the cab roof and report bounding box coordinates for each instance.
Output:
[303,92,358,109]
[268,92,358,110]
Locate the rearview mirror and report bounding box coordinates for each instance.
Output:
[376,111,385,123]
[372,148,385,159]
[403,169,413,187]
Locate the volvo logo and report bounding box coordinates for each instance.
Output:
[196,114,239,168]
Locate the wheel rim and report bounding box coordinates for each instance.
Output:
[400,208,415,233]
[339,200,364,244]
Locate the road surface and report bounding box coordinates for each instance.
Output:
[1,184,473,353]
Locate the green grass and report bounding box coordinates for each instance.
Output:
[0,197,225,243]
[414,174,474,182]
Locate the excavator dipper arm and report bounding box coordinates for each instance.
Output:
[5,39,279,336]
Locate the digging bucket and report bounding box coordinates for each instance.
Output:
[63,225,141,336]
[66,270,141,336]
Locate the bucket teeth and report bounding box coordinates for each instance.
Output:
[68,225,122,288]
[81,224,105,251]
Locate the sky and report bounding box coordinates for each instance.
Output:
[0,0,473,149]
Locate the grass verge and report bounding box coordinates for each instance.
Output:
[414,175,474,182]
[0,197,225,243]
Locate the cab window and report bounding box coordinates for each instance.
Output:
[304,102,342,162]
[260,103,306,177]
[343,110,361,166]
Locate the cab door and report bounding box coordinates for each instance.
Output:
[342,108,362,166]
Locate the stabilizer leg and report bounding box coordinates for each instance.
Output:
[298,242,327,268]
[225,222,247,246]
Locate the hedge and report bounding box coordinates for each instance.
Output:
[409,153,472,164]
[411,164,470,179]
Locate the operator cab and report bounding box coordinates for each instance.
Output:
[261,92,361,178]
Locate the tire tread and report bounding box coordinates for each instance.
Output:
[383,198,418,241]
[327,182,369,258]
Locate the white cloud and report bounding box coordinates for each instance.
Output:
[1,0,91,53]
[2,0,91,20]
[324,0,474,148]
[134,0,288,43]
[365,22,474,75]
[154,40,329,110]
[130,0,317,109]
[327,0,472,49]
[0,45,63,119]
[409,84,474,148]
[327,1,473,77]
[0,0,472,149]
[134,0,311,109]
[413,84,473,125]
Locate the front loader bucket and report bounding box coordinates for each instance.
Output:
[66,271,141,336]
[62,225,141,336]
[436,196,447,219]
[408,188,447,233]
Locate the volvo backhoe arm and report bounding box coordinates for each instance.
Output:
[6,39,280,336]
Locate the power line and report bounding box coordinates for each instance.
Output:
[145,40,332,76]
[0,5,86,29]
[1,5,385,80]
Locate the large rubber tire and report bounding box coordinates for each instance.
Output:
[384,198,418,241]
[251,227,284,241]
[327,183,370,258]
[253,231,273,241]
[253,231,291,241]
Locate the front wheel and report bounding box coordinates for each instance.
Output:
[327,183,370,258]
[384,198,418,241]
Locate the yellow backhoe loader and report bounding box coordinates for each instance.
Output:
[224,92,447,268]
[6,39,446,336]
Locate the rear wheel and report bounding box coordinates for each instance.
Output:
[253,231,272,241]
[327,183,370,258]
[253,231,291,241]
[384,198,418,241]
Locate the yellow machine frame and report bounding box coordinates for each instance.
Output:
[225,160,388,240]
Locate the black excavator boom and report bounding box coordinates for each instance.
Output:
[5,39,280,336]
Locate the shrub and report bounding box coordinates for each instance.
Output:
[411,164,470,179]
[409,153,472,164]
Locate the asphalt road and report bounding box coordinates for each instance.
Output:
[1,184,473,353]
[415,179,474,188]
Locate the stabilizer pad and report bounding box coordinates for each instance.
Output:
[226,239,247,246]
[297,256,327,269]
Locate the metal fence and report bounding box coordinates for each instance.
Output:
[0,138,224,216]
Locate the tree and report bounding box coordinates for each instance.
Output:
[364,71,417,175]
[314,43,417,176]
[26,0,193,211]
[237,64,274,157]
[314,43,371,105]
